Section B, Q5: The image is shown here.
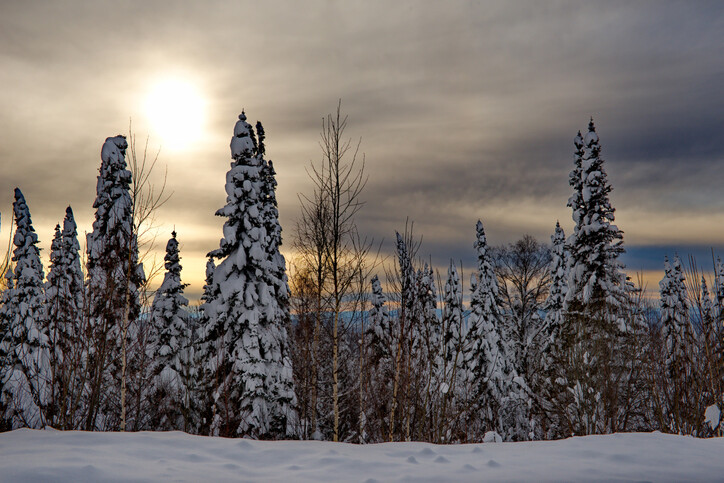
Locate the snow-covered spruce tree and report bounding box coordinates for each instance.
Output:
[196,257,218,435]
[565,120,626,309]
[45,206,85,429]
[659,255,698,434]
[404,262,441,442]
[85,135,145,431]
[203,112,296,439]
[0,188,50,429]
[387,230,418,441]
[439,260,466,442]
[699,275,722,423]
[149,231,190,431]
[715,257,724,321]
[364,274,396,443]
[542,222,568,364]
[466,220,529,441]
[561,120,628,436]
[538,222,570,438]
[714,258,724,359]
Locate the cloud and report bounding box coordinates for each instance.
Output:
[2,1,724,297]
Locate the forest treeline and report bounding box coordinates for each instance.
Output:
[0,107,722,442]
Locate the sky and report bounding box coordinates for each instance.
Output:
[1,0,724,300]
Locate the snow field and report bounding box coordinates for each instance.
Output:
[1,429,723,482]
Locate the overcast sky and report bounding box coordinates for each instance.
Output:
[2,0,724,299]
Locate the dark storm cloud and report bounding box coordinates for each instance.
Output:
[2,0,724,292]
[623,245,724,273]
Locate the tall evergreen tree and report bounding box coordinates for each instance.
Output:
[364,274,395,442]
[439,260,466,442]
[85,135,145,431]
[539,221,569,437]
[149,231,190,430]
[561,120,628,436]
[542,222,568,361]
[565,120,625,308]
[0,188,50,429]
[387,230,419,441]
[45,206,84,429]
[715,257,724,333]
[699,275,721,416]
[197,257,218,435]
[203,112,296,439]
[409,262,439,441]
[659,255,689,371]
[466,220,526,440]
[659,254,700,433]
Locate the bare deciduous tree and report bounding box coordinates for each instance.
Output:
[293,101,370,442]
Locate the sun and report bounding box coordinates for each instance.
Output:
[145,77,205,150]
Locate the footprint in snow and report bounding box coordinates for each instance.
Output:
[434,456,450,463]
[472,446,483,453]
[419,448,436,457]
[407,456,419,464]
[487,460,501,468]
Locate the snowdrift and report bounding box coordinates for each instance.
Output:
[1,429,722,482]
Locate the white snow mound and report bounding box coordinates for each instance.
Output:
[1,429,723,482]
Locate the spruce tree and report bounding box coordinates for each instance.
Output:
[197,257,218,435]
[466,220,524,440]
[388,231,418,441]
[542,222,568,361]
[539,222,569,437]
[561,120,628,435]
[699,276,721,414]
[660,257,692,373]
[440,260,466,442]
[659,255,700,433]
[659,255,689,373]
[364,274,395,442]
[566,120,625,308]
[715,257,724,332]
[85,135,145,430]
[149,231,190,430]
[203,112,296,439]
[410,262,439,441]
[45,206,84,429]
[0,188,50,429]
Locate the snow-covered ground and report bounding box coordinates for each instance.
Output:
[1,429,722,482]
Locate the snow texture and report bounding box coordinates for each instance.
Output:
[1,429,723,482]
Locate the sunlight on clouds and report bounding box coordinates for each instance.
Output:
[145,76,205,151]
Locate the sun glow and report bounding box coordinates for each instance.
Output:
[145,77,205,150]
